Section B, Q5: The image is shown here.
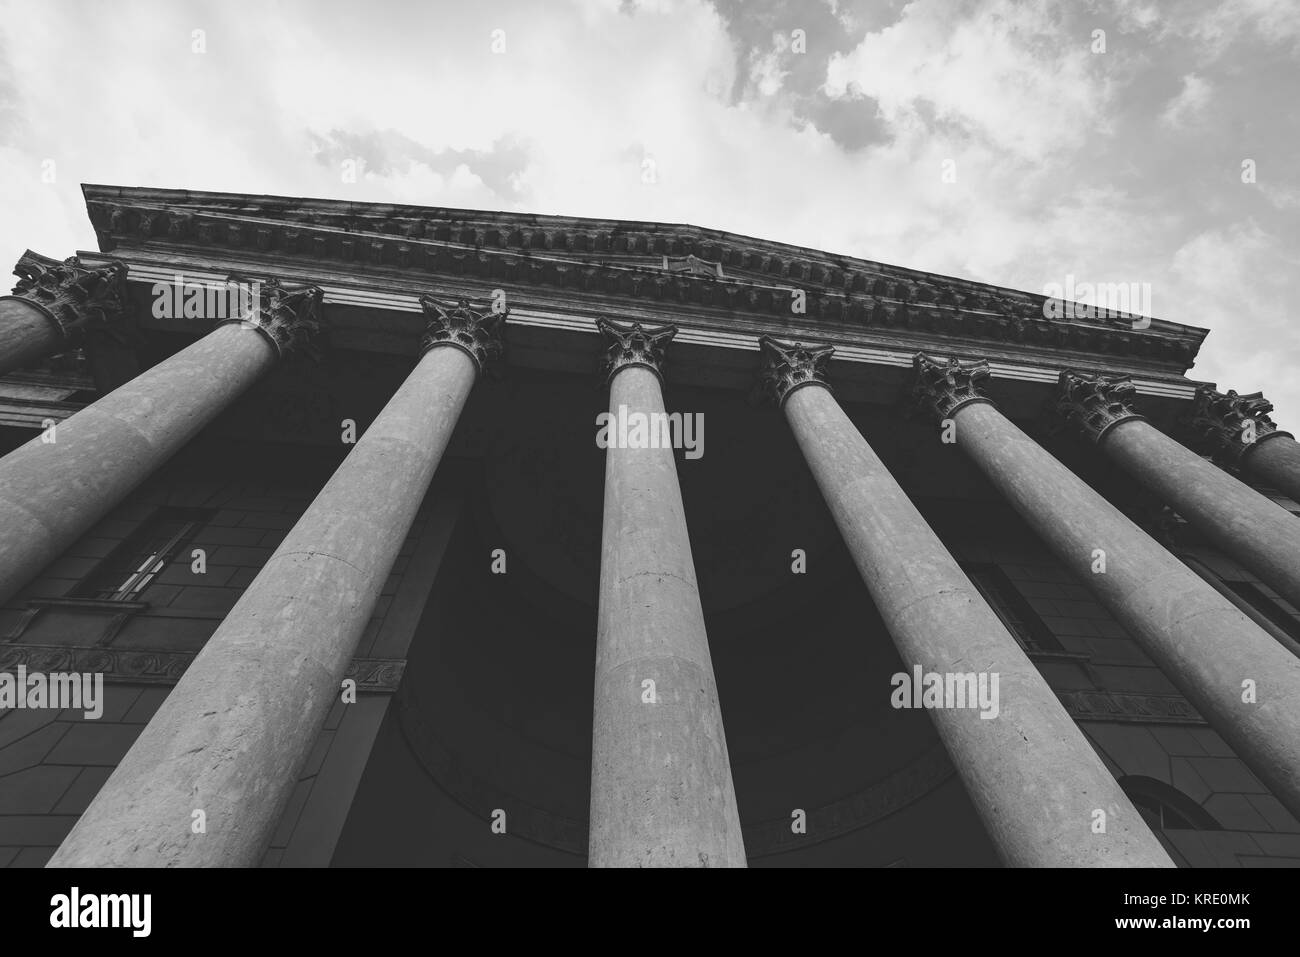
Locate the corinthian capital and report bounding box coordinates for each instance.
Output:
[756,336,834,407]
[419,296,507,374]
[1054,370,1146,443]
[6,250,129,342]
[912,353,994,421]
[1188,385,1292,466]
[596,317,676,384]
[220,276,325,361]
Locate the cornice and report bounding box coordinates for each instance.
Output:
[80,186,1206,371]
[72,254,1207,403]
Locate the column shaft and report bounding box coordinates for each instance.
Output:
[589,364,746,868]
[49,344,478,867]
[952,400,1300,818]
[0,323,276,606]
[1103,420,1300,609]
[1244,436,1300,505]
[783,384,1172,866]
[0,298,62,377]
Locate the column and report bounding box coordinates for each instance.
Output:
[760,339,1171,867]
[49,296,503,867]
[0,278,322,607]
[1058,371,1300,611]
[913,354,1300,820]
[588,317,746,868]
[1188,385,1300,505]
[0,251,129,376]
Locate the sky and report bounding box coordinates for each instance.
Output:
[0,0,1297,418]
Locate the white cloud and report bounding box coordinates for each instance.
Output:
[1160,74,1212,128]
[1169,221,1300,422]
[0,0,1294,428]
[825,0,1112,161]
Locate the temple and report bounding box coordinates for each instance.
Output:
[0,184,1298,867]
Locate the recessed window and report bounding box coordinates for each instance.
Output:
[76,507,214,602]
[960,563,1064,653]
[1120,776,1221,831]
[1223,581,1300,645]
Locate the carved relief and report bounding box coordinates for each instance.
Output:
[5,250,129,343]
[911,352,995,421]
[418,296,507,373]
[1054,370,1146,443]
[220,275,325,360]
[595,316,676,383]
[755,336,834,407]
[1187,385,1293,467]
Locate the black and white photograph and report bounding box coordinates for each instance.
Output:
[0,0,1294,929]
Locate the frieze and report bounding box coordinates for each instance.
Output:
[82,195,1202,366]
[1056,689,1205,725]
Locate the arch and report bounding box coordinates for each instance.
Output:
[1119,775,1222,831]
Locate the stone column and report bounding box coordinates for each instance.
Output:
[913,354,1300,821]
[49,297,504,868]
[1188,385,1300,505]
[1058,371,1300,611]
[759,339,1171,867]
[0,250,129,376]
[0,278,322,607]
[588,317,746,868]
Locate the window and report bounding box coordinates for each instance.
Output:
[1223,581,1300,645]
[76,508,213,601]
[960,563,1063,653]
[1120,776,1221,831]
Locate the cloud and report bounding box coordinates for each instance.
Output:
[306,130,532,203]
[1168,221,1300,421]
[825,0,1113,161]
[0,0,1294,427]
[1160,74,1212,128]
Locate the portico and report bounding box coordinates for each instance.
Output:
[0,185,1293,868]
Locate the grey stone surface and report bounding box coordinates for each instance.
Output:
[952,401,1300,821]
[1105,419,1300,609]
[48,345,478,866]
[1246,436,1300,505]
[0,299,62,377]
[588,364,746,868]
[0,324,277,607]
[782,384,1171,866]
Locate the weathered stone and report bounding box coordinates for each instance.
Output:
[1058,372,1300,610]
[0,298,64,377]
[588,320,745,868]
[761,342,1172,866]
[1245,436,1300,504]
[49,324,488,866]
[0,251,129,377]
[0,324,279,606]
[1186,386,1300,503]
[916,360,1300,821]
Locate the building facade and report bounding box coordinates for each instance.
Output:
[1,184,1299,867]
